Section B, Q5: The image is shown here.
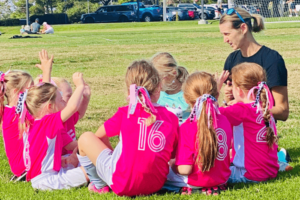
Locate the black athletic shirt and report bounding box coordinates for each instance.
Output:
[224,46,287,89]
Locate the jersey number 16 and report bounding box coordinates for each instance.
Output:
[138,118,166,153]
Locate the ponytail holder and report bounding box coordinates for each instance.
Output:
[189,94,220,129]
[128,84,157,118]
[38,74,57,86]
[15,90,28,124]
[0,70,10,82]
[265,121,270,128]
[247,81,273,114]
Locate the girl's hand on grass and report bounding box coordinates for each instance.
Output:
[73,72,84,88]
[35,49,54,72]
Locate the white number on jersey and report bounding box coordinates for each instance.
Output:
[256,114,267,143]
[138,118,166,152]
[216,128,228,161]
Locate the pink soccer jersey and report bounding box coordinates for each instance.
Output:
[2,106,33,176]
[104,103,179,196]
[62,112,79,155]
[25,112,73,181]
[219,102,279,182]
[175,115,232,187]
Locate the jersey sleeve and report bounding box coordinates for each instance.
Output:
[175,124,194,166]
[265,58,287,89]
[104,108,123,137]
[61,131,73,147]
[46,111,66,139]
[219,104,246,126]
[72,112,79,125]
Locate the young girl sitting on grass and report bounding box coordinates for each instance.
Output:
[151,52,189,125]
[77,60,179,196]
[0,70,33,180]
[219,63,279,183]
[165,71,232,196]
[21,72,89,190]
[34,76,91,153]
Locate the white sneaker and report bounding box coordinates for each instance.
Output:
[296,14,299,17]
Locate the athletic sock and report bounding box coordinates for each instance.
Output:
[77,154,106,189]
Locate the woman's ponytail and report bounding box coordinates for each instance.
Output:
[252,14,265,33]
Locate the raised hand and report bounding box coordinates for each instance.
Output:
[72,72,84,88]
[35,49,54,83]
[35,49,54,71]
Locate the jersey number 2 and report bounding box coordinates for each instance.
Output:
[138,118,166,152]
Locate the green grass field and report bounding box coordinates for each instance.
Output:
[0,21,300,199]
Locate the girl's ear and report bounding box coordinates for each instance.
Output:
[47,103,52,112]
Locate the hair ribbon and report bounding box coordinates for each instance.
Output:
[15,90,28,124]
[247,82,273,115]
[0,70,11,94]
[128,84,157,118]
[189,94,219,129]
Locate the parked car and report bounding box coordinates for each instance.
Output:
[81,5,136,23]
[166,7,199,21]
[122,2,162,22]
[177,3,215,19]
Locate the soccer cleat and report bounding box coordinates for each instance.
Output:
[88,182,109,194]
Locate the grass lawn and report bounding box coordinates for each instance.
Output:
[0,21,299,199]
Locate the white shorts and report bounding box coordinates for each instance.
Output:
[31,166,87,190]
[45,27,54,34]
[164,167,201,189]
[96,142,122,187]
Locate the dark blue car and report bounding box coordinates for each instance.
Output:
[81,5,136,23]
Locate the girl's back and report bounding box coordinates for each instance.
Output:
[219,102,279,181]
[105,103,179,196]
[2,106,27,176]
[177,114,232,187]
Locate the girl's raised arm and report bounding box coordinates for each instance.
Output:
[61,72,84,123]
[35,49,54,83]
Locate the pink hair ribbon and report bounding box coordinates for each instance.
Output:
[0,70,11,95]
[127,84,157,118]
[189,94,220,129]
[247,81,273,115]
[15,90,28,124]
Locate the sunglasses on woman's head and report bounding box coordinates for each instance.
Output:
[226,8,245,23]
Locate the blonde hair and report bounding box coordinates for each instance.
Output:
[0,70,33,123]
[232,62,276,148]
[182,71,219,172]
[125,60,160,126]
[34,76,70,88]
[151,52,189,91]
[25,83,57,118]
[220,7,265,33]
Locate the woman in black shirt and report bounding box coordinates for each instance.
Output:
[219,7,289,121]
